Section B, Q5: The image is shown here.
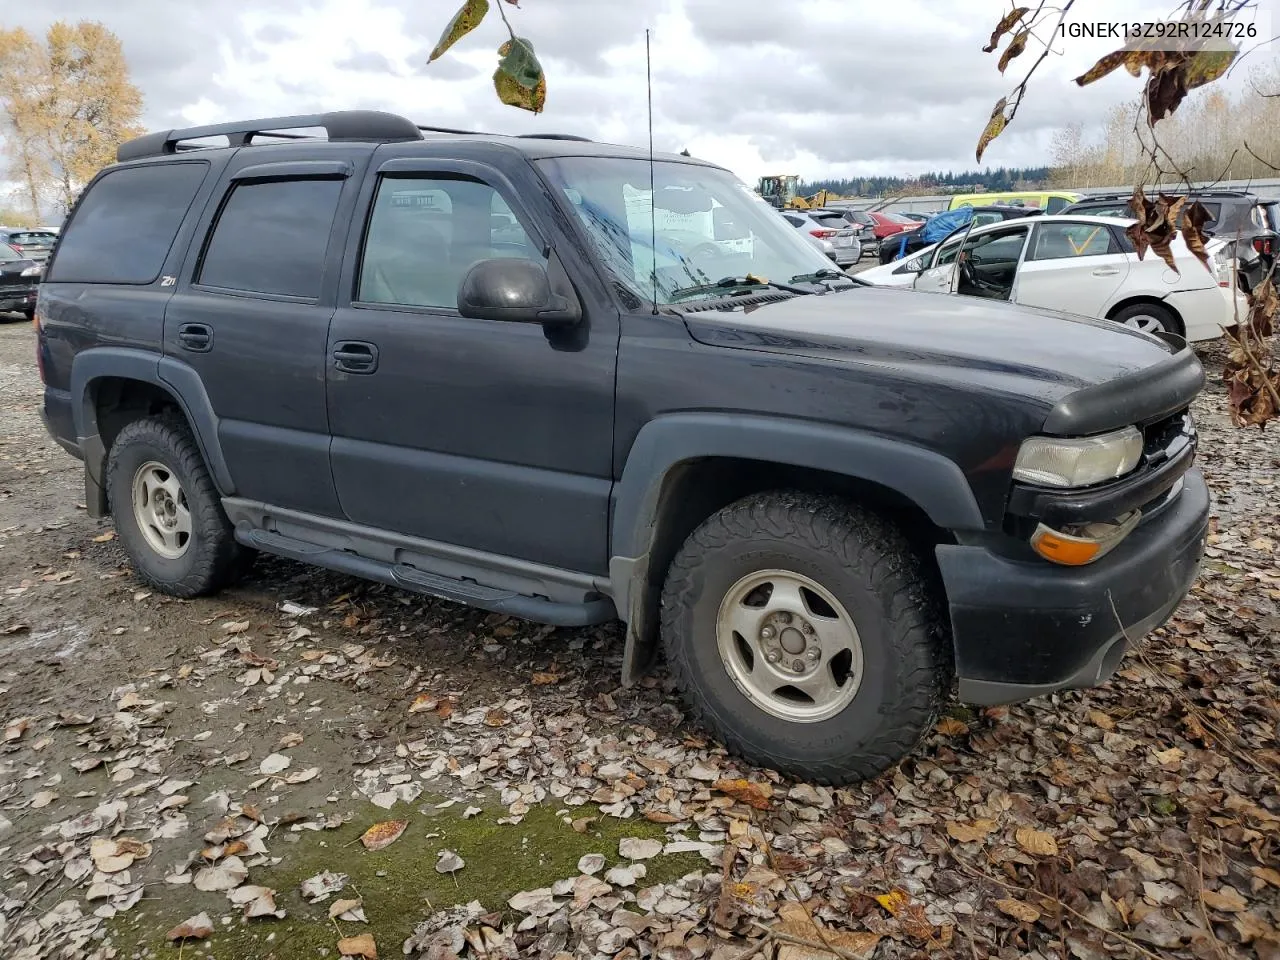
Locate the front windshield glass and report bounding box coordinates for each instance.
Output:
[535,156,835,303]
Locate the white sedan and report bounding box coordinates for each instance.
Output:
[857,214,1243,342]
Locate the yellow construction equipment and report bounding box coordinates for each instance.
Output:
[756,175,844,210]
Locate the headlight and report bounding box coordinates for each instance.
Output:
[20,265,43,277]
[1013,426,1143,488]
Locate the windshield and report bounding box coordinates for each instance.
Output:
[535,157,834,304]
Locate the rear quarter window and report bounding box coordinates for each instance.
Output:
[47,162,209,284]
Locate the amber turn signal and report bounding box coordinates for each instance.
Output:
[1029,511,1141,567]
[1030,528,1102,565]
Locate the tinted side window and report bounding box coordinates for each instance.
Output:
[47,162,208,284]
[198,178,343,298]
[1045,196,1069,214]
[358,176,543,309]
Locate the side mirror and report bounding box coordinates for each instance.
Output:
[457,257,581,326]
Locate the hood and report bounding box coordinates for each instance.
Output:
[681,285,1183,413]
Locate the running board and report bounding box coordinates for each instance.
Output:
[238,527,615,628]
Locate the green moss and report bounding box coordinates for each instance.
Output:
[105,798,704,959]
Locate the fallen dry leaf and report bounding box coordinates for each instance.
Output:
[408,693,439,714]
[1202,886,1248,913]
[435,849,465,873]
[3,717,30,742]
[359,819,409,851]
[166,912,213,942]
[301,870,349,903]
[994,898,1041,923]
[259,753,291,775]
[338,932,378,958]
[1014,826,1059,857]
[946,819,997,843]
[193,856,248,892]
[935,716,969,736]
[531,672,563,685]
[92,531,115,542]
[329,897,366,921]
[712,777,774,810]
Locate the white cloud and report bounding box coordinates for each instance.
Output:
[1,0,1271,193]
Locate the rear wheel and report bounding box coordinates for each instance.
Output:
[660,491,950,784]
[1110,302,1181,337]
[106,415,246,598]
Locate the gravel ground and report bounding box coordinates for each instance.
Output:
[0,315,1277,960]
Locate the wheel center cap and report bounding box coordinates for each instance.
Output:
[780,627,807,655]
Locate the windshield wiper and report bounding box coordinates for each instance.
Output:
[788,268,866,289]
[669,274,813,301]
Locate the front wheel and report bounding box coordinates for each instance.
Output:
[106,415,246,598]
[660,491,950,784]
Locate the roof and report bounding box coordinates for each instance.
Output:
[115,108,717,169]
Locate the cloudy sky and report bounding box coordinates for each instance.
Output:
[1,0,1274,189]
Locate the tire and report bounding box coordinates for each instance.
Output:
[106,414,245,598]
[660,491,950,784]
[1110,302,1182,337]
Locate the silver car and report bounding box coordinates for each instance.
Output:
[782,211,862,267]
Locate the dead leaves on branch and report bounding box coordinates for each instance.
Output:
[428,0,489,62]
[1075,40,1237,125]
[1224,274,1280,429]
[427,0,547,113]
[983,6,1029,53]
[494,38,546,114]
[1126,187,1186,273]
[976,97,1009,163]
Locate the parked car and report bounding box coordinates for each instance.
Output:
[37,110,1209,784]
[0,242,43,319]
[834,210,920,254]
[859,214,1239,340]
[878,204,1043,264]
[949,190,1081,213]
[0,228,58,262]
[897,212,932,222]
[782,210,862,266]
[1060,190,1276,295]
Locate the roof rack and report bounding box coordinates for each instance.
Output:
[416,124,592,142]
[117,111,423,163]
[1080,188,1257,200]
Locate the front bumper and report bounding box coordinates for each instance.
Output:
[937,467,1209,705]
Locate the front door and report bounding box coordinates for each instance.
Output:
[325,154,618,575]
[165,150,363,517]
[1014,220,1130,317]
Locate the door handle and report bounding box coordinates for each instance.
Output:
[333,340,378,374]
[1092,267,1121,277]
[177,323,212,352]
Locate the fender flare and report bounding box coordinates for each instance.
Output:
[69,348,235,497]
[608,413,986,684]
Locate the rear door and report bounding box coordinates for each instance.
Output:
[164,146,367,517]
[1014,220,1130,318]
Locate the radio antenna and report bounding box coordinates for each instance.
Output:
[646,28,658,315]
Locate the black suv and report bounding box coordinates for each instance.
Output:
[1061,189,1276,293]
[36,111,1209,784]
